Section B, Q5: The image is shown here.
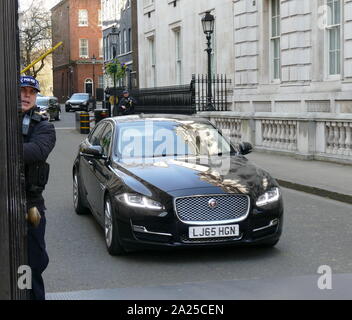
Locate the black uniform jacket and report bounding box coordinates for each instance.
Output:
[117,96,136,116]
[23,108,56,210]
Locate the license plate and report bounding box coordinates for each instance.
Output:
[189,225,239,239]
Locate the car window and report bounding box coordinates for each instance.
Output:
[116,120,234,159]
[36,97,49,106]
[71,94,89,100]
[100,124,113,156]
[88,123,106,146]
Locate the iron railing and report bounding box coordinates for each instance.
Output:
[132,83,196,115]
[0,0,28,300]
[193,74,232,112]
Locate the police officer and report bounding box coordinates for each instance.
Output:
[21,76,56,300]
[113,89,136,116]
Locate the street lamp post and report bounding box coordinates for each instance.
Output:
[108,26,119,117]
[201,11,215,111]
[92,54,96,110]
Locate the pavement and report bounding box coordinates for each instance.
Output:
[246,151,352,205]
[46,112,352,300]
[46,274,352,300]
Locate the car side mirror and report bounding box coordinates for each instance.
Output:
[239,142,253,155]
[81,145,106,159]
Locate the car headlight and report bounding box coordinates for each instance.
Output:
[121,193,164,210]
[256,187,281,207]
[83,101,88,105]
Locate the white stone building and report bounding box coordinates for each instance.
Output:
[137,0,235,88]
[137,0,352,163]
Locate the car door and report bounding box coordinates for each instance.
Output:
[80,122,107,212]
[91,122,115,218]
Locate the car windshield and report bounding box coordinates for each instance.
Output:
[71,94,88,100]
[116,120,234,159]
[36,97,49,106]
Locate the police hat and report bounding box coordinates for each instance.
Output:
[20,76,41,92]
[123,89,129,94]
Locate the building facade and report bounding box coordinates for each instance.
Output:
[52,0,104,102]
[137,0,235,88]
[209,0,352,164]
[101,0,138,89]
[136,0,352,163]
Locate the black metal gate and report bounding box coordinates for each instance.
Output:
[193,74,232,112]
[0,0,28,300]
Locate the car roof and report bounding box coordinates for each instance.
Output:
[108,114,210,125]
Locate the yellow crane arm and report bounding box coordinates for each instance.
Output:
[21,42,63,74]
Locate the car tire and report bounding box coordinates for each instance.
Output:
[73,170,90,215]
[55,111,61,121]
[104,195,126,256]
[66,106,70,112]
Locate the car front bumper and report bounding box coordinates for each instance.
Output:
[113,196,284,251]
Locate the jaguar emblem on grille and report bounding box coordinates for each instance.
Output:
[208,199,218,209]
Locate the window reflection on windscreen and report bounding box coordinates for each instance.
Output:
[116,120,232,159]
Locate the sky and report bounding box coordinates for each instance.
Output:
[19,0,61,11]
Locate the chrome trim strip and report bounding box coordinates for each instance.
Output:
[173,194,251,226]
[253,219,279,232]
[132,225,172,237]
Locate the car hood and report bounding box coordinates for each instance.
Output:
[116,155,278,198]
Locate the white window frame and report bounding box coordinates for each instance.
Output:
[78,9,88,27]
[120,32,123,55]
[98,75,104,89]
[79,39,89,58]
[124,29,128,53]
[174,28,182,85]
[149,36,157,87]
[98,9,102,26]
[325,0,342,79]
[99,38,103,58]
[270,0,281,82]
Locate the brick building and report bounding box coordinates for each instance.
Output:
[51,0,104,103]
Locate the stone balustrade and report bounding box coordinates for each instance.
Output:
[198,112,352,164]
[261,120,297,151]
[325,121,352,157]
[212,117,242,144]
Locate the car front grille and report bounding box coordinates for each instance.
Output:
[174,194,250,225]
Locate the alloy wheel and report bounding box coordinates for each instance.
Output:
[73,173,78,209]
[105,198,113,248]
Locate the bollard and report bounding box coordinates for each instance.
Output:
[94,109,109,125]
[76,111,90,134]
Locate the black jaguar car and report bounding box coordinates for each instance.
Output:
[73,114,283,255]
